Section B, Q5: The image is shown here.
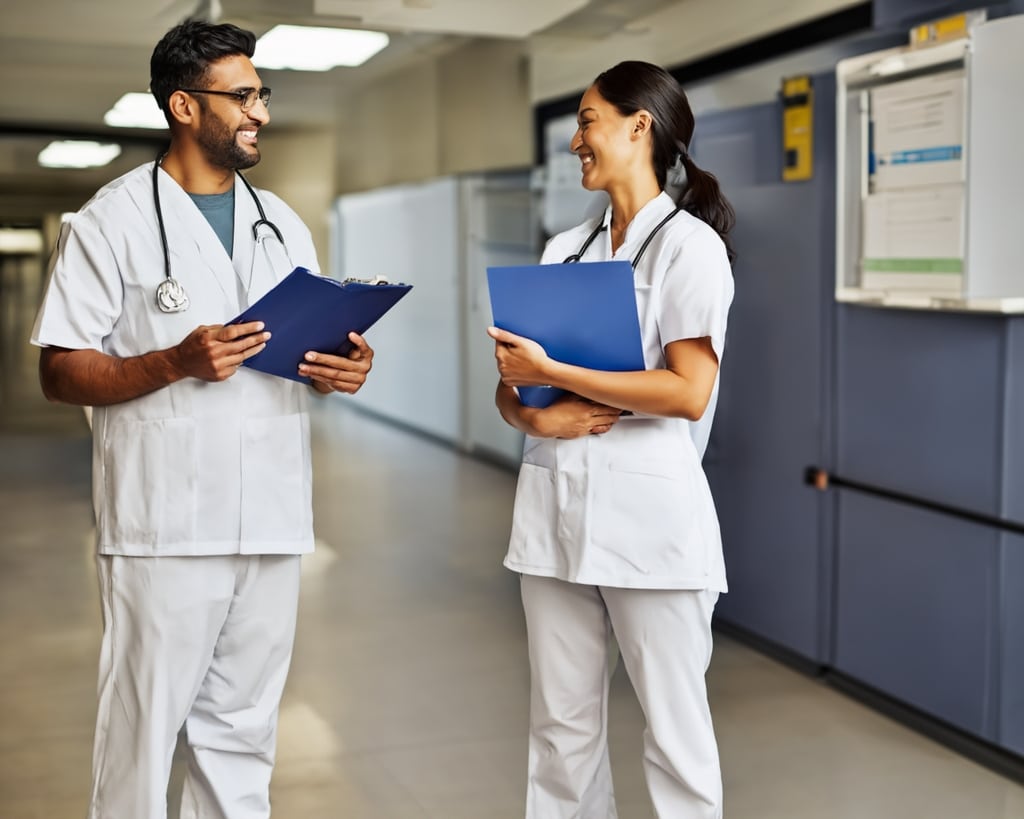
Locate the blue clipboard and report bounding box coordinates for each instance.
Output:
[486,260,645,408]
[229,267,412,384]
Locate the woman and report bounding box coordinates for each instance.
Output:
[488,61,735,818]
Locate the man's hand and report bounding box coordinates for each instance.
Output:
[301,332,374,394]
[39,321,270,407]
[173,321,271,382]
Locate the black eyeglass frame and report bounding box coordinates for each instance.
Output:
[177,87,272,111]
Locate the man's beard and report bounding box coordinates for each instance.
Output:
[197,115,260,170]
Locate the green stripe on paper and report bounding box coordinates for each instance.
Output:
[863,258,963,274]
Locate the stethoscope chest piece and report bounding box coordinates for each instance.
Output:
[156,277,190,313]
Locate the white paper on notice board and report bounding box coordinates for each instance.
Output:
[870,70,966,191]
[861,185,964,292]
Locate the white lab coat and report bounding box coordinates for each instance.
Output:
[504,192,734,591]
[33,163,322,817]
[32,162,319,556]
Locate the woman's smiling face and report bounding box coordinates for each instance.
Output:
[570,84,647,193]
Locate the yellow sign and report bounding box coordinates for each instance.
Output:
[782,75,813,182]
[910,10,986,46]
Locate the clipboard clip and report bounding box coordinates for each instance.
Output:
[343,275,392,285]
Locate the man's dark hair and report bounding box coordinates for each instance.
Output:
[150,19,257,117]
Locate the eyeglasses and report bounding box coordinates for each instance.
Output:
[178,87,272,112]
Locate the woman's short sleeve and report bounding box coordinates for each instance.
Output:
[657,223,733,362]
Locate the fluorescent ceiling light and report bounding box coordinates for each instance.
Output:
[0,228,44,254]
[104,92,168,130]
[38,140,123,169]
[254,25,389,71]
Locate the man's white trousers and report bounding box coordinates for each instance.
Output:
[88,554,301,819]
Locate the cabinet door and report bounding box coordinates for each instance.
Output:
[835,491,997,738]
[836,305,1003,515]
[1000,534,1024,754]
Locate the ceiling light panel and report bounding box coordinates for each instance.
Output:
[254,25,390,70]
[38,140,123,169]
[104,93,168,130]
[0,228,44,254]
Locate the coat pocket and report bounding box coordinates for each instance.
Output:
[239,412,312,545]
[507,462,561,570]
[102,416,197,548]
[590,455,707,578]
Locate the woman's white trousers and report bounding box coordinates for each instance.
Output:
[521,574,721,819]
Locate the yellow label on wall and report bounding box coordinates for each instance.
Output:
[910,11,985,46]
[782,75,813,182]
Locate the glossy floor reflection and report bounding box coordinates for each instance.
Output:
[4,403,1024,818]
[2,250,1024,817]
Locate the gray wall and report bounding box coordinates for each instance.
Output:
[696,5,1024,758]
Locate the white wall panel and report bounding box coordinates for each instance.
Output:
[332,178,462,443]
[460,174,535,465]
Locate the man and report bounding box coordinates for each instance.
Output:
[31,19,371,819]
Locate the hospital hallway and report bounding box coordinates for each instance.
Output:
[2,254,1024,819]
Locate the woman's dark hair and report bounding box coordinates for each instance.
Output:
[150,19,257,119]
[593,61,736,262]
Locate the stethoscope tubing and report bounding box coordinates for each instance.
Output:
[235,170,285,244]
[152,156,287,310]
[563,206,681,267]
[152,159,174,284]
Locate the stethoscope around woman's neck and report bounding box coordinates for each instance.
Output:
[563,205,681,266]
[152,156,287,313]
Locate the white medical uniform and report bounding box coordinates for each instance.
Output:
[507,192,733,819]
[31,162,320,819]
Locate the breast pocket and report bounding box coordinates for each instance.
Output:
[633,282,653,324]
[632,283,662,369]
[102,417,197,549]
[248,238,295,303]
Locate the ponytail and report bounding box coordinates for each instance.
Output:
[677,152,736,263]
[593,61,737,264]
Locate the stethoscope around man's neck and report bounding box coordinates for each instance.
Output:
[152,156,287,313]
[563,206,681,266]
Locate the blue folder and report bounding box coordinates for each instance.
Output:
[486,260,645,408]
[229,267,412,385]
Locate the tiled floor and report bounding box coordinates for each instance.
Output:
[3,253,1024,817]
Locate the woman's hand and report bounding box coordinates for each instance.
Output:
[490,327,622,437]
[488,326,552,387]
[533,394,623,438]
